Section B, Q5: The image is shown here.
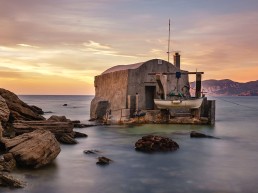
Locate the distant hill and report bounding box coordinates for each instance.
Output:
[190,79,258,96]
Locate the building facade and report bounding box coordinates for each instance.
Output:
[90,57,191,121]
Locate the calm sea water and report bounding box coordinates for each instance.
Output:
[2,95,258,193]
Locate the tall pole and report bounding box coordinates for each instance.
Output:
[167,19,171,63]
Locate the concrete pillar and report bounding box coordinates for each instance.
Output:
[195,73,202,98]
[127,95,131,109]
[174,52,180,69]
[208,100,216,125]
[136,93,139,111]
[156,74,167,100]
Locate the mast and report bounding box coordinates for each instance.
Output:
[167,19,171,63]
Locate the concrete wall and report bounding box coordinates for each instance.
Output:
[90,59,190,120]
[90,70,129,119]
[127,59,190,110]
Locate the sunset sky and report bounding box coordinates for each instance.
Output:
[1,0,258,95]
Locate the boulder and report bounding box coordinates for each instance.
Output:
[13,120,73,136]
[96,156,112,165]
[90,97,109,120]
[12,117,86,144]
[30,105,44,115]
[1,129,60,168]
[0,88,45,121]
[135,135,179,152]
[74,131,88,138]
[0,96,10,123]
[0,172,25,188]
[190,131,219,139]
[57,133,77,144]
[47,115,70,122]
[0,153,16,172]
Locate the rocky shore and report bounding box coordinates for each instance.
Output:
[0,88,89,188]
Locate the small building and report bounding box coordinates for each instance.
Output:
[90,53,215,124]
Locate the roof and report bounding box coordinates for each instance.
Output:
[101,62,144,75]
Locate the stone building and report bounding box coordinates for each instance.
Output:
[90,53,196,122]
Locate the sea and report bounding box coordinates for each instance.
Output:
[2,95,258,193]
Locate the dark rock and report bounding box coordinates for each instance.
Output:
[190,131,219,139]
[43,111,53,114]
[57,133,77,144]
[83,150,100,154]
[1,129,60,168]
[30,105,44,115]
[74,131,88,138]
[47,115,70,122]
[63,104,68,106]
[13,120,74,139]
[96,156,112,165]
[90,97,109,120]
[74,123,97,128]
[0,153,16,172]
[135,135,179,152]
[0,88,45,121]
[0,172,25,188]
[72,120,81,124]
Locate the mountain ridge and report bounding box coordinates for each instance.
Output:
[190,79,258,96]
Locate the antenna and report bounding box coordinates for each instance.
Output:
[167,19,171,63]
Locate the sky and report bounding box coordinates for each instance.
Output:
[0,0,258,95]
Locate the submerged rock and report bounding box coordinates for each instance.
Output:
[135,135,179,152]
[190,131,219,139]
[1,130,60,168]
[57,133,77,144]
[96,156,112,165]
[83,150,101,154]
[74,131,88,138]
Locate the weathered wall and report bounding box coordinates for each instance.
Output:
[90,70,129,119]
[127,59,190,110]
[90,59,191,121]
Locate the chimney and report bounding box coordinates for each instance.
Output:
[174,52,180,69]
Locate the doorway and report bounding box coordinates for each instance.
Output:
[145,86,156,110]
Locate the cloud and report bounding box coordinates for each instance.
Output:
[17,44,39,48]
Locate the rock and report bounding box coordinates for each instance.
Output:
[73,123,97,128]
[74,131,88,138]
[90,97,109,120]
[13,120,73,136]
[12,116,82,144]
[0,172,25,188]
[72,120,81,124]
[96,156,112,165]
[0,153,16,172]
[63,104,68,106]
[0,124,3,141]
[83,150,100,154]
[0,88,45,121]
[43,111,53,114]
[190,131,219,139]
[135,135,179,152]
[57,133,77,144]
[30,105,44,115]
[1,130,60,168]
[0,96,10,123]
[47,115,70,122]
